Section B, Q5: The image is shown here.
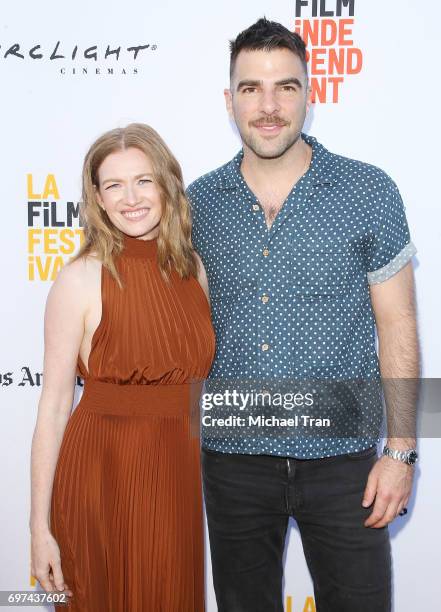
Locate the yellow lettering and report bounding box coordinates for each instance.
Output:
[43,174,60,199]
[31,255,66,281]
[51,256,64,280]
[28,229,42,253]
[27,174,60,199]
[28,255,35,281]
[286,595,293,612]
[27,174,41,199]
[58,228,84,254]
[28,229,84,257]
[44,229,59,254]
[59,229,76,254]
[77,228,85,247]
[303,596,316,612]
[36,256,53,281]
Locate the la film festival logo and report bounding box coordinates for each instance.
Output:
[294,0,362,102]
[26,174,83,281]
[0,41,157,76]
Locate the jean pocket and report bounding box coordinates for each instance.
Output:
[346,445,378,460]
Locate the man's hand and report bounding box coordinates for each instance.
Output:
[362,455,414,528]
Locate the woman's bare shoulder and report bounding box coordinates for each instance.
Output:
[53,253,102,294]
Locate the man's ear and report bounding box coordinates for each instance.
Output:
[305,80,313,113]
[224,88,234,120]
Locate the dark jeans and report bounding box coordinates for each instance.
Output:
[202,446,391,612]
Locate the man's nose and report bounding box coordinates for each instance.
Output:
[259,89,281,116]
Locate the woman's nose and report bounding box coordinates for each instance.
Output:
[124,184,138,205]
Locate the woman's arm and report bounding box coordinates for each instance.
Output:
[30,258,90,592]
[194,252,210,306]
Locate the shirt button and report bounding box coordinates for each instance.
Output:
[261,294,269,304]
[263,248,270,257]
[252,204,260,212]
[261,343,270,351]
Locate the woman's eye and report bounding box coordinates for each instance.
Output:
[139,179,152,185]
[105,183,119,190]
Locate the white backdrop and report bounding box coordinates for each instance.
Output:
[1,1,440,610]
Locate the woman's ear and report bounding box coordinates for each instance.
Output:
[94,184,105,211]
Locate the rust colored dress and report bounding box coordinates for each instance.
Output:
[50,235,215,612]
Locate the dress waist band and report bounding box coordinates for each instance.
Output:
[78,379,204,417]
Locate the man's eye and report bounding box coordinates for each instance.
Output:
[243,87,256,94]
[281,85,296,92]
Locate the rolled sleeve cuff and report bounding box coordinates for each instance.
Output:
[367,241,417,285]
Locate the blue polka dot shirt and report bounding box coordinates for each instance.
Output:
[187,134,416,458]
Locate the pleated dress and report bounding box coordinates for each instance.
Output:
[50,235,215,612]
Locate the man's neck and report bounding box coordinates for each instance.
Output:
[240,136,312,192]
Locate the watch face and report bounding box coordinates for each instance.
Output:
[407,451,418,465]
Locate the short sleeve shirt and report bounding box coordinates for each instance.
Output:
[187,134,416,458]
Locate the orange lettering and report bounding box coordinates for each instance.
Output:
[297,19,320,46]
[328,48,345,74]
[338,19,354,45]
[328,76,344,102]
[320,19,338,46]
[310,77,327,103]
[347,48,363,74]
[309,48,327,75]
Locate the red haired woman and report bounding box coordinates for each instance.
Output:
[30,124,215,611]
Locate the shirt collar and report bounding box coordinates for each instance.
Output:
[216,133,336,191]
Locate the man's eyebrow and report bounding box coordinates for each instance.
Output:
[236,77,303,92]
[102,173,153,185]
[275,77,303,89]
[236,79,261,91]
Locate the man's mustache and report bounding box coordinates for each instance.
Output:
[251,117,289,127]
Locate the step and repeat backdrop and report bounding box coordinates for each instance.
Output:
[1,1,440,610]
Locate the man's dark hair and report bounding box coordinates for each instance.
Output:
[229,17,307,80]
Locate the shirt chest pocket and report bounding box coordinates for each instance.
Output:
[291,246,352,297]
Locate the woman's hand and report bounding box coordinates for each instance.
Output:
[31,529,73,597]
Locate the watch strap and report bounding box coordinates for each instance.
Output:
[382,446,418,465]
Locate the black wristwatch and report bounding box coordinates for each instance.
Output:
[382,446,418,465]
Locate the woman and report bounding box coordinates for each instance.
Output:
[30,123,215,611]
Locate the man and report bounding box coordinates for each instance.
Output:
[187,17,419,612]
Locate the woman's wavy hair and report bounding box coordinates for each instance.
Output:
[72,123,197,285]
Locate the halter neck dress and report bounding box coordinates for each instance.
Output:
[50,235,215,611]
